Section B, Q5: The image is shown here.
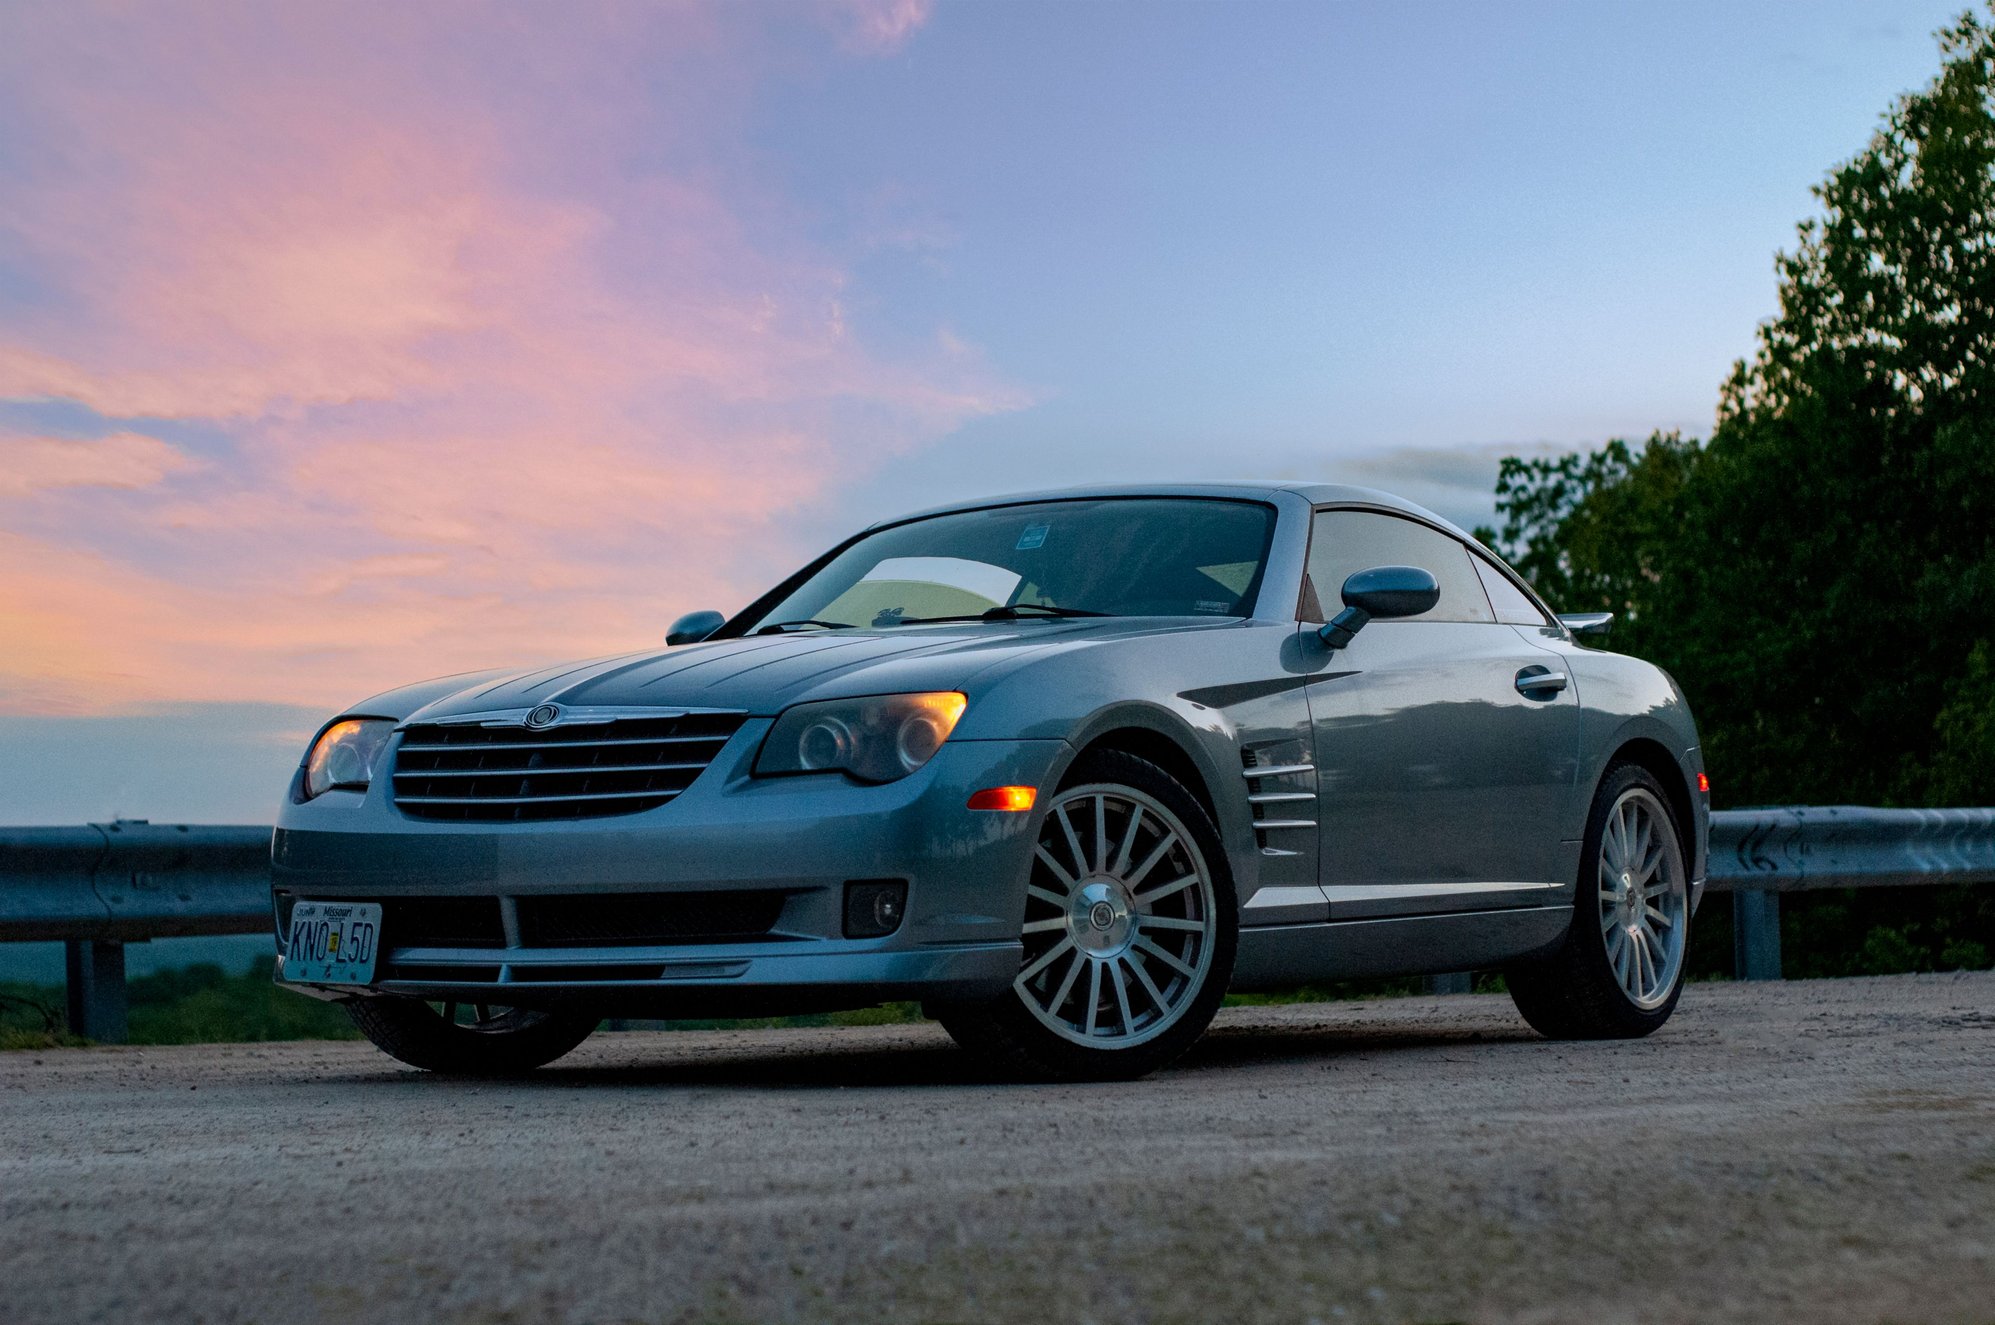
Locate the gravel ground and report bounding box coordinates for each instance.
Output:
[2,973,1992,1325]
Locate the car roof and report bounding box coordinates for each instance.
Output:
[872,480,1480,544]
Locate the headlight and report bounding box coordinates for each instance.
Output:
[301,718,397,800]
[755,692,967,783]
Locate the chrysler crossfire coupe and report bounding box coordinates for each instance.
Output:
[272,482,1708,1080]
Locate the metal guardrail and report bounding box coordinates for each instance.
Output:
[0,822,271,1041]
[4,809,1992,1041]
[1701,805,1995,981]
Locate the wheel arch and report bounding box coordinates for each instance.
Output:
[1049,702,1238,837]
[1604,736,1696,866]
[1065,721,1220,824]
[1026,695,1266,928]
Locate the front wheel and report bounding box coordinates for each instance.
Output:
[1506,763,1691,1039]
[937,749,1237,1081]
[345,997,598,1074]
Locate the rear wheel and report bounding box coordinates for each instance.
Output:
[1506,763,1690,1039]
[345,997,598,1074]
[937,749,1236,1081]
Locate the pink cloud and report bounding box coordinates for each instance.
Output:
[830,0,937,54]
[0,0,1015,716]
[0,433,201,497]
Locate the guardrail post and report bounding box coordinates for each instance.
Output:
[64,939,128,1042]
[1732,890,1782,981]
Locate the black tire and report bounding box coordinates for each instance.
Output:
[936,749,1237,1082]
[1506,762,1691,1039]
[344,998,598,1074]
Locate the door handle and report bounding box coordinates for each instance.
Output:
[1515,668,1568,695]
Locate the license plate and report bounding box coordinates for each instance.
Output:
[283,901,382,985]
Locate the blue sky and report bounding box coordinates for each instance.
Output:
[0,0,1971,841]
[796,1,1970,541]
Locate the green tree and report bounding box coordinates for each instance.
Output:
[1482,432,1701,660]
[1484,9,1995,977]
[1489,7,1995,811]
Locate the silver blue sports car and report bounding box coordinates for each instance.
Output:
[272,482,1708,1080]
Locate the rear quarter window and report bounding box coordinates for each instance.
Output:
[1471,555,1553,627]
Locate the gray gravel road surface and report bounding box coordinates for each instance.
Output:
[3,973,1992,1324]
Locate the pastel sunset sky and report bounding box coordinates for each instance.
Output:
[0,0,1969,825]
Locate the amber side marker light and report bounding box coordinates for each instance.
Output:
[967,785,1037,812]
[1697,773,1711,794]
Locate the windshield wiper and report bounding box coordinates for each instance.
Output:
[753,619,854,635]
[894,604,1114,626]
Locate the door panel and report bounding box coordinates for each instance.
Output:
[1298,508,1579,913]
[1308,622,1579,903]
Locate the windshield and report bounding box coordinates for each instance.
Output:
[736,498,1278,632]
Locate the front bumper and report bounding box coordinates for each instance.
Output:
[271,727,1067,1015]
[270,941,1024,1017]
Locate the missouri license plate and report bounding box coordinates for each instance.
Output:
[283,901,382,985]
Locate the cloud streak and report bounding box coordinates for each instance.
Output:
[0,0,1017,715]
[0,432,201,497]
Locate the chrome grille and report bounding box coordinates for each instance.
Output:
[391,712,747,822]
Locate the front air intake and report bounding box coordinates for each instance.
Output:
[391,713,747,822]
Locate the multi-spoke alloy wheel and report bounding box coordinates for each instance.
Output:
[1016,783,1218,1047]
[1506,762,1692,1040]
[345,996,598,1074]
[1595,786,1686,1009]
[937,749,1236,1080]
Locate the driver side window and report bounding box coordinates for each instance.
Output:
[1300,510,1494,624]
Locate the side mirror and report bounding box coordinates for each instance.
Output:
[1318,565,1440,650]
[1558,612,1613,639]
[666,609,726,646]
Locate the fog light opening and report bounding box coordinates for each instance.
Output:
[967,785,1038,812]
[843,880,909,939]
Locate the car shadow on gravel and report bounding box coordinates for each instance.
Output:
[1189,1019,1542,1069]
[362,1013,1547,1091]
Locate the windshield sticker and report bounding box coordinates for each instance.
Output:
[1194,599,1232,615]
[1015,523,1050,551]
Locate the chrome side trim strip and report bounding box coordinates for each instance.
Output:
[1319,881,1557,905]
[1242,763,1314,779]
[1247,791,1316,805]
[1245,885,1326,910]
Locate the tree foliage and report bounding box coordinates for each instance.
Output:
[1488,8,1995,814]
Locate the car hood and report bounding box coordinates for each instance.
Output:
[391,618,1232,722]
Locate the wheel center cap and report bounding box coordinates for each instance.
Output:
[1070,879,1135,955]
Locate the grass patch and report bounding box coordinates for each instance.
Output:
[1,955,361,1048]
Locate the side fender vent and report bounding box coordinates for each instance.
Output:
[1240,744,1318,858]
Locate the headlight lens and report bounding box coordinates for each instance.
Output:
[756,693,967,783]
[301,718,397,800]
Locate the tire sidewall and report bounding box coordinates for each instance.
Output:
[1574,763,1689,1032]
